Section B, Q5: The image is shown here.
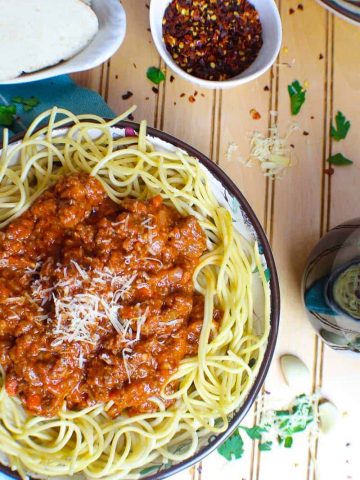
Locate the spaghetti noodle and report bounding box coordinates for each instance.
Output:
[0,108,271,479]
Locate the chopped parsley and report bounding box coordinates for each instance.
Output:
[327,153,353,166]
[288,80,306,115]
[284,436,293,448]
[240,425,266,440]
[259,441,273,452]
[146,67,165,85]
[330,111,351,141]
[218,394,316,461]
[12,96,40,112]
[0,105,17,127]
[217,430,244,460]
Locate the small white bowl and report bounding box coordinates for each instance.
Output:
[0,0,126,85]
[150,0,282,89]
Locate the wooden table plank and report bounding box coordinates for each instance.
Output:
[315,16,360,480]
[257,1,329,479]
[105,0,161,124]
[160,74,216,156]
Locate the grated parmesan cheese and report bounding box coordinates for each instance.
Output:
[248,122,300,179]
[122,347,133,383]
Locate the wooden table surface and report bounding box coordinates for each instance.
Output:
[75,1,359,479]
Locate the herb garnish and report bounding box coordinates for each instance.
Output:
[239,425,266,440]
[288,80,306,115]
[146,67,165,85]
[259,441,273,452]
[217,430,244,460]
[327,153,353,166]
[330,111,351,141]
[0,105,17,127]
[12,96,40,112]
[218,394,316,461]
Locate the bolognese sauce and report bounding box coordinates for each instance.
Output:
[0,173,220,418]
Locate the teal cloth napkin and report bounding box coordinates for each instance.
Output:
[0,75,115,138]
[0,74,114,479]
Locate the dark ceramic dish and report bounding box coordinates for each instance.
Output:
[0,122,280,480]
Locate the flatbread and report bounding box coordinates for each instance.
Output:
[0,0,98,81]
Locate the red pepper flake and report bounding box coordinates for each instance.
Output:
[122,91,133,100]
[189,95,196,103]
[303,131,309,136]
[194,90,198,97]
[250,108,261,120]
[289,8,295,14]
[264,85,270,91]
[319,53,324,60]
[162,0,263,82]
[297,3,304,10]
[152,87,159,94]
[170,75,175,83]
[180,93,186,98]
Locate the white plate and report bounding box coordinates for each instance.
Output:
[0,0,126,85]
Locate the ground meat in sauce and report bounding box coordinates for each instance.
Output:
[0,173,221,418]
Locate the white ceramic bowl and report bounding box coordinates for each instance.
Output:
[150,0,282,89]
[0,0,126,85]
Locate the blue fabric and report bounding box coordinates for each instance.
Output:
[0,74,114,480]
[0,75,115,137]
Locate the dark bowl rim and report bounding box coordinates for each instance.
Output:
[317,0,360,23]
[0,121,280,480]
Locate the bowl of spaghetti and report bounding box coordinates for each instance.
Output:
[0,108,279,480]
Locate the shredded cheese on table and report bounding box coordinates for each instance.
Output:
[248,122,300,179]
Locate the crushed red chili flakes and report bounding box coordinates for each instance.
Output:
[162,0,263,81]
[250,108,261,120]
[122,91,133,100]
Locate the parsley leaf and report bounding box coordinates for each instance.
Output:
[284,437,293,448]
[218,431,244,461]
[288,80,306,115]
[259,441,273,452]
[264,268,271,282]
[240,425,267,440]
[12,96,40,112]
[139,465,161,475]
[0,105,17,127]
[328,153,353,166]
[146,67,165,85]
[330,111,351,141]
